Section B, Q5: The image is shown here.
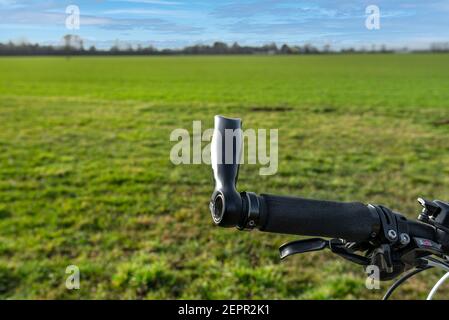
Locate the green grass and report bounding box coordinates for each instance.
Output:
[0,54,448,299]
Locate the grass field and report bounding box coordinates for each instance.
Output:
[0,54,448,299]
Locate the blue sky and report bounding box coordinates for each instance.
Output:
[0,0,448,49]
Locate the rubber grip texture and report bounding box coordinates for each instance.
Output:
[259,194,379,242]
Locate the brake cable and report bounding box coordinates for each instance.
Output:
[427,272,449,300]
[382,266,433,300]
[383,256,449,300]
[423,257,449,300]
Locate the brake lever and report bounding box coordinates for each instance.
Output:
[279,238,370,266]
[279,238,329,259]
[329,240,370,266]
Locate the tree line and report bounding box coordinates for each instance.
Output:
[1,35,448,56]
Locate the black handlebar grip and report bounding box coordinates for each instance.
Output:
[258,194,380,242]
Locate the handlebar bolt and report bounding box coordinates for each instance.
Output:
[387,230,397,241]
[399,233,410,245]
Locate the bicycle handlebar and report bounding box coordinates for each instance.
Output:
[209,115,438,245]
[258,194,380,242]
[255,193,436,243]
[209,115,447,283]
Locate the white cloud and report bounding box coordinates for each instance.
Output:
[103,8,202,19]
[105,9,180,15]
[0,0,25,9]
[0,0,15,5]
[112,0,181,5]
